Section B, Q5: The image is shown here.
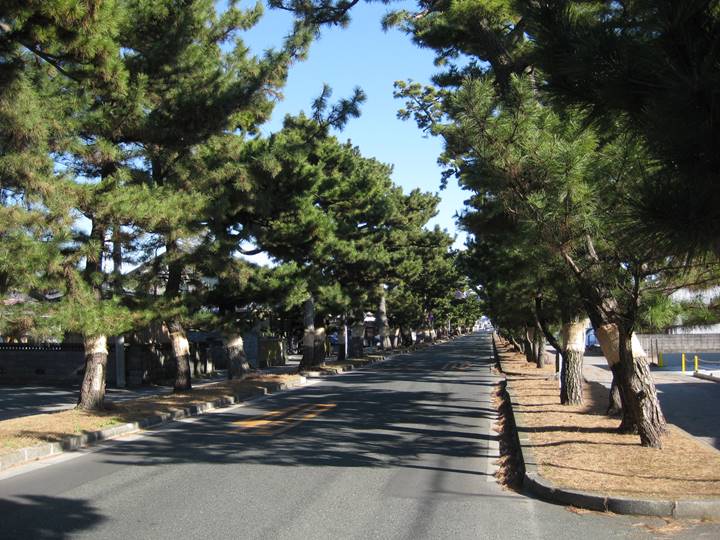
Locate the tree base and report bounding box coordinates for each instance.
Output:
[173,353,192,392]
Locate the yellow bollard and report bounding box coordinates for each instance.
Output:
[658,352,664,368]
[682,353,686,373]
[695,355,699,372]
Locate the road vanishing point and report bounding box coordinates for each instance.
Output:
[0,334,717,539]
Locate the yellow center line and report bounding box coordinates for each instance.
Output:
[233,403,316,430]
[233,403,336,436]
[256,403,336,436]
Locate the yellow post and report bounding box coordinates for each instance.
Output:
[681,353,686,373]
[658,352,664,368]
[695,355,699,372]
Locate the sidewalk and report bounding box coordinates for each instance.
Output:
[582,351,720,450]
[0,371,229,421]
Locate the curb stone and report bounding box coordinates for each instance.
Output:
[0,377,306,473]
[694,371,720,383]
[300,345,422,378]
[493,335,720,519]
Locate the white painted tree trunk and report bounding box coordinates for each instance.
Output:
[225,333,248,379]
[595,323,647,367]
[78,334,108,410]
[168,321,192,391]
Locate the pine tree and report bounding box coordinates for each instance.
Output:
[102,0,314,392]
[396,74,712,447]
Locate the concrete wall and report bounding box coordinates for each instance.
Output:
[0,341,224,387]
[0,344,85,384]
[637,333,720,357]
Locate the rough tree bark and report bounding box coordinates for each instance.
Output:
[164,235,191,392]
[168,320,192,391]
[376,292,392,349]
[607,379,622,416]
[596,322,666,446]
[77,218,109,410]
[524,326,536,364]
[559,244,666,446]
[301,296,316,368]
[560,319,586,405]
[349,317,365,358]
[78,335,109,410]
[617,327,667,448]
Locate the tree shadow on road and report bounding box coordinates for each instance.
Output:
[96,358,501,476]
[0,494,105,539]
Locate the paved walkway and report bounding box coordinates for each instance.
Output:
[582,351,720,449]
[0,372,229,421]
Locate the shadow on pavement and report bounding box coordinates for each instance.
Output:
[0,495,105,539]
[95,337,501,475]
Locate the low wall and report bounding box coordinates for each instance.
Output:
[0,344,85,384]
[637,333,720,357]
[0,341,225,387]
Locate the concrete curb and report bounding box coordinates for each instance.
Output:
[0,376,307,473]
[694,371,720,383]
[493,335,720,519]
[506,383,720,519]
[299,345,422,378]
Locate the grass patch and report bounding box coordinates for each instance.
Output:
[496,341,720,500]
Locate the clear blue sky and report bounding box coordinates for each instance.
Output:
[237,1,469,249]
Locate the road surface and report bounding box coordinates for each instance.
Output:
[0,333,717,539]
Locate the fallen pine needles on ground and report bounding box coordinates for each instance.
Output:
[493,381,524,490]
[496,341,720,500]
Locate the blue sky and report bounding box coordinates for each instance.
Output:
[237,1,469,250]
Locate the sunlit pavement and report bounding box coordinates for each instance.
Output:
[0,334,718,539]
[583,353,720,449]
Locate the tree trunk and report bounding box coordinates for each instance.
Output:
[524,326,535,364]
[225,333,248,380]
[337,324,347,361]
[168,320,192,392]
[301,296,315,368]
[78,335,108,411]
[595,323,651,432]
[607,377,623,416]
[349,319,365,358]
[533,321,544,368]
[617,329,666,448]
[561,349,584,405]
[560,319,586,405]
[376,292,392,351]
[313,327,327,365]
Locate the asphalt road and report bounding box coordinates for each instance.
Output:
[0,333,718,539]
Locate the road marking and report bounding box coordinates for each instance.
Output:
[233,403,336,436]
[442,361,473,371]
